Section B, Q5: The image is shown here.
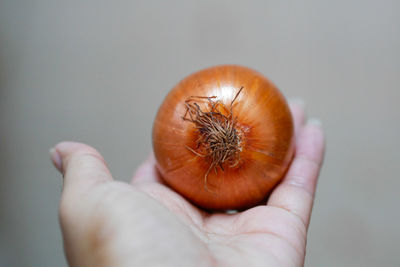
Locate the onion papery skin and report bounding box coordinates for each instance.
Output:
[152,65,294,211]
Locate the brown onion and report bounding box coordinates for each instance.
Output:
[152,65,294,210]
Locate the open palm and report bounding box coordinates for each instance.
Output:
[52,102,324,267]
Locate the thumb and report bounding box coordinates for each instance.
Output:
[50,142,113,193]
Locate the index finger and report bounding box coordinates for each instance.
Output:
[267,119,325,229]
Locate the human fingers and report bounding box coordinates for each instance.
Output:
[267,119,325,229]
[50,141,113,195]
[288,98,306,137]
[131,153,164,184]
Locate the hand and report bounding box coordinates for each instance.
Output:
[51,102,324,267]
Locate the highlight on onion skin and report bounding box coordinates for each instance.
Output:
[152,65,295,211]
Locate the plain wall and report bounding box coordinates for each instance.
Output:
[0,1,399,266]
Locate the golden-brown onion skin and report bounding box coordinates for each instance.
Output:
[152,65,294,211]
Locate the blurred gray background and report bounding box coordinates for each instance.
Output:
[0,1,399,266]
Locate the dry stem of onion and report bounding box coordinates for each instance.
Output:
[183,87,244,190]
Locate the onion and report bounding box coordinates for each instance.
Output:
[152,65,294,210]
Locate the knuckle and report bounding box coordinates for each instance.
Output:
[65,148,105,167]
[296,154,322,168]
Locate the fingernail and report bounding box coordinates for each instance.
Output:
[49,147,63,172]
[308,118,322,127]
[289,98,305,108]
